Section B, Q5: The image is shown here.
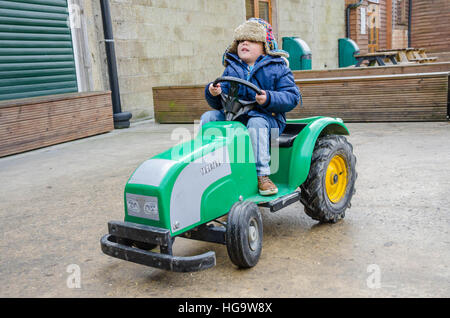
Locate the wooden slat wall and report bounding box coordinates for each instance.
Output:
[153,72,449,124]
[411,0,450,53]
[293,62,450,79]
[346,0,369,55]
[290,73,448,122]
[433,52,450,63]
[378,0,387,50]
[0,91,114,157]
[386,0,392,50]
[346,0,391,53]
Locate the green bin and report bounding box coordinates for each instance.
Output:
[338,38,360,68]
[282,37,312,70]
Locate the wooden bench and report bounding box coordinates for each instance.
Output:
[409,57,438,63]
[153,72,449,123]
[408,48,438,63]
[0,91,114,157]
[354,52,398,67]
[377,47,438,64]
[376,48,417,64]
[433,52,450,62]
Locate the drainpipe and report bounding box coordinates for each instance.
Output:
[346,0,364,39]
[408,0,412,47]
[99,0,132,129]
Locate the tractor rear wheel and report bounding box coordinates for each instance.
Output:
[300,135,357,223]
[226,201,263,268]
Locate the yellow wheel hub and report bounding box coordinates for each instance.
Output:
[325,155,348,203]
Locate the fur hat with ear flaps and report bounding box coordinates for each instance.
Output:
[224,18,289,66]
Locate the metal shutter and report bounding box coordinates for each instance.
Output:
[0,0,78,101]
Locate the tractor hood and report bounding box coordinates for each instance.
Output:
[123,121,257,235]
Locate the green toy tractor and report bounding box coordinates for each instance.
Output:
[101,77,357,272]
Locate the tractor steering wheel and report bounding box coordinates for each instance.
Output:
[213,76,263,121]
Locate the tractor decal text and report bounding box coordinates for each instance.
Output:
[200,160,222,176]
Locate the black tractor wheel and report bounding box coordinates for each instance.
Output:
[300,135,357,223]
[226,201,263,268]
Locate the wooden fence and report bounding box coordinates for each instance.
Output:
[411,0,450,54]
[153,64,450,124]
[293,62,450,79]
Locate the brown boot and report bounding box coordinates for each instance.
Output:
[257,175,278,196]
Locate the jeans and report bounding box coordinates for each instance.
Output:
[200,110,278,176]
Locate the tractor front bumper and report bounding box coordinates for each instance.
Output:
[100,221,216,272]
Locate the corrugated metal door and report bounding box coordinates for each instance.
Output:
[0,0,78,101]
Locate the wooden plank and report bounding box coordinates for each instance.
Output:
[300,73,447,84]
[386,0,392,50]
[0,121,113,157]
[0,91,110,108]
[433,52,450,62]
[153,72,449,124]
[355,52,397,57]
[411,0,450,53]
[0,91,114,157]
[0,118,113,151]
[409,58,438,63]
[0,106,113,141]
[0,92,111,125]
[292,62,450,79]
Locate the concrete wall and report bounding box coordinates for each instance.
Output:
[85,0,244,120]
[83,0,109,94]
[84,0,346,121]
[277,0,346,69]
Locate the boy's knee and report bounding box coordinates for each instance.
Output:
[247,116,270,129]
[200,110,223,125]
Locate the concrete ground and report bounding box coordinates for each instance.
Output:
[0,120,449,298]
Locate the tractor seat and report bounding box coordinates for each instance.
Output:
[276,123,307,147]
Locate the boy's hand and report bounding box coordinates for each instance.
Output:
[209,83,222,96]
[256,90,267,105]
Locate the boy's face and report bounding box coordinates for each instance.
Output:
[237,40,265,66]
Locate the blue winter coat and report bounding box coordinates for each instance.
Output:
[205,52,301,133]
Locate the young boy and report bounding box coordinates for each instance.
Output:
[201,18,301,196]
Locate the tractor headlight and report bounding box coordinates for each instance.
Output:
[126,193,159,221]
[143,201,158,216]
[126,198,140,214]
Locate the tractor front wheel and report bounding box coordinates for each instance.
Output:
[226,201,263,268]
[300,135,357,223]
